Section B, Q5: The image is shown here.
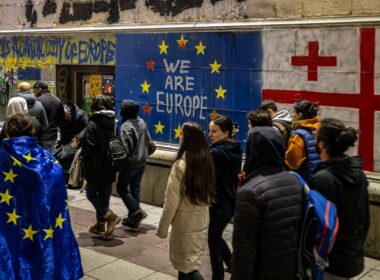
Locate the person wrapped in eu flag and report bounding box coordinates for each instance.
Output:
[0,113,84,280]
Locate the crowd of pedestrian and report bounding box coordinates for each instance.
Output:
[0,80,371,280]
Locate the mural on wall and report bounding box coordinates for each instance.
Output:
[116,32,263,151]
[116,28,380,172]
[0,36,116,67]
[24,0,247,26]
[262,28,380,172]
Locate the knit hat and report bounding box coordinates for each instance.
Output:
[6,97,28,119]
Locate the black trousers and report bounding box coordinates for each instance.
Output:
[178,271,204,280]
[208,214,232,280]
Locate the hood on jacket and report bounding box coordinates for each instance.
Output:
[120,100,139,123]
[317,156,364,187]
[245,126,285,175]
[210,140,242,164]
[63,101,85,121]
[272,110,292,123]
[293,116,320,131]
[18,90,36,109]
[6,97,28,119]
[90,110,115,131]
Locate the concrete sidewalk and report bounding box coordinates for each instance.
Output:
[67,189,380,280]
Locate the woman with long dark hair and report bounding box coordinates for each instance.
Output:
[285,99,321,182]
[309,118,370,280]
[208,116,242,280]
[157,122,215,280]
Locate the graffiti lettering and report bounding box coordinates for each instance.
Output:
[0,37,115,65]
[26,0,246,25]
[156,92,207,119]
[42,0,57,17]
[25,0,37,27]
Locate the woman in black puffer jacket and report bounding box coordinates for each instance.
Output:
[208,116,242,280]
[309,118,370,279]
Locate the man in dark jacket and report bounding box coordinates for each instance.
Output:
[33,80,64,152]
[17,82,48,131]
[81,94,121,237]
[232,127,304,280]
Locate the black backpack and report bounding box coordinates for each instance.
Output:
[108,138,129,172]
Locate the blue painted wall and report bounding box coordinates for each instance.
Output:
[116,32,262,146]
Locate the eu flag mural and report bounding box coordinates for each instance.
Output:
[0,137,83,280]
[116,32,262,145]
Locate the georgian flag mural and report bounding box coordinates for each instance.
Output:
[116,28,380,172]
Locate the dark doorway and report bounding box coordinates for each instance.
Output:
[56,65,115,110]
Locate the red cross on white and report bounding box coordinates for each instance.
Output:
[291,41,337,81]
[263,28,380,172]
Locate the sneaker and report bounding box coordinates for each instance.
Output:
[88,221,106,235]
[122,210,147,228]
[103,210,121,236]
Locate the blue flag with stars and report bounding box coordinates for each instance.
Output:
[116,32,263,148]
[0,137,83,280]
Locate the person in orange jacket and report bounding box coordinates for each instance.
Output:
[285,99,321,182]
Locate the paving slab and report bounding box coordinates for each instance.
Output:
[66,189,380,280]
[86,258,157,280]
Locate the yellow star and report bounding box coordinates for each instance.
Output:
[210,60,222,73]
[23,225,38,241]
[11,156,22,167]
[174,125,182,139]
[65,199,70,209]
[23,152,37,163]
[215,86,227,99]
[158,40,169,54]
[0,189,14,205]
[3,169,18,183]
[155,121,165,134]
[195,41,206,55]
[177,35,188,48]
[43,226,54,240]
[55,213,66,229]
[141,80,151,93]
[6,209,21,225]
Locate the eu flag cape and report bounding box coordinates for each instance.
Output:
[0,137,84,280]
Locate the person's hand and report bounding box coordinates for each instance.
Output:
[71,137,80,148]
[237,172,246,187]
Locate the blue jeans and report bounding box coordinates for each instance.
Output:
[117,164,146,217]
[86,182,113,222]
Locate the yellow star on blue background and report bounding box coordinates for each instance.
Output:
[3,169,17,183]
[0,189,14,205]
[23,152,37,163]
[155,121,165,134]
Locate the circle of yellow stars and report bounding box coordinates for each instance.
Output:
[0,152,69,242]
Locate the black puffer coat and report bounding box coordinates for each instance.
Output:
[232,127,304,280]
[210,140,242,219]
[81,110,115,185]
[309,156,370,278]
